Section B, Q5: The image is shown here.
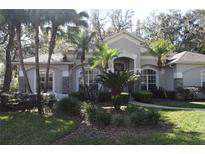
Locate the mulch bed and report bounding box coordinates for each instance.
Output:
[52,121,172,145]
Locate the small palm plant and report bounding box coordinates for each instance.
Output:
[97,71,137,110]
[90,43,119,72]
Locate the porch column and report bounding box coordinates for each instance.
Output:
[62,71,69,94]
[133,56,138,74]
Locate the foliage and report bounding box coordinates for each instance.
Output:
[98,71,136,110]
[129,108,160,126]
[149,38,175,69]
[69,92,86,101]
[132,91,153,103]
[176,87,198,101]
[10,77,19,92]
[80,102,97,123]
[90,43,119,71]
[141,10,205,53]
[151,87,175,99]
[127,104,145,114]
[98,71,137,96]
[96,112,112,127]
[98,92,112,102]
[112,114,126,127]
[0,112,75,144]
[55,96,81,116]
[199,85,205,95]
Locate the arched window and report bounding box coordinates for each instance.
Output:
[141,69,157,91]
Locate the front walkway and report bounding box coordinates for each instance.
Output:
[130,101,205,111]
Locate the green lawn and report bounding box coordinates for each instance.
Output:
[120,110,205,144]
[62,110,205,145]
[152,99,205,108]
[0,112,76,144]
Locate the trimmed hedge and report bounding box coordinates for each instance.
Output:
[112,92,129,110]
[132,91,153,103]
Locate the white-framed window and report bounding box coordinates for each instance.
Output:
[79,68,100,86]
[141,69,157,91]
[39,71,54,92]
[201,70,205,87]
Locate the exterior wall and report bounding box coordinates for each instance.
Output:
[140,57,158,66]
[176,64,205,87]
[20,64,70,94]
[108,37,142,69]
[162,67,175,91]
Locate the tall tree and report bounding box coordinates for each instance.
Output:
[14,10,32,93]
[90,10,110,42]
[28,9,48,114]
[0,10,15,93]
[44,10,88,92]
[149,38,175,88]
[68,30,96,95]
[110,9,134,33]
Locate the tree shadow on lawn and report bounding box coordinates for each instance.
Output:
[0,112,75,145]
[120,128,205,145]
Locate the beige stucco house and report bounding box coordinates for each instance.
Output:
[14,31,205,96]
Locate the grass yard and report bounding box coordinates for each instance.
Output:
[61,110,205,145]
[120,110,205,144]
[0,112,76,144]
[152,99,205,108]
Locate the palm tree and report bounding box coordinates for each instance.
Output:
[68,30,96,95]
[14,10,32,93]
[98,70,137,110]
[44,9,88,93]
[0,10,15,93]
[149,38,175,88]
[90,43,119,72]
[28,9,48,114]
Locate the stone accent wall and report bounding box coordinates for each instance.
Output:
[19,77,26,92]
[174,78,183,89]
[62,77,69,94]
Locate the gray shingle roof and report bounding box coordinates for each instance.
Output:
[21,53,74,64]
[167,51,205,64]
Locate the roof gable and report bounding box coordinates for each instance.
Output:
[104,31,145,46]
[167,51,205,64]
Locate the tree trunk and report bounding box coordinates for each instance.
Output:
[34,23,43,114]
[44,25,58,93]
[16,23,32,93]
[81,60,89,98]
[2,23,15,93]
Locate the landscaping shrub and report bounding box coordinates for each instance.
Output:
[69,92,85,101]
[96,112,112,127]
[55,96,81,116]
[146,109,161,125]
[128,106,160,126]
[176,87,197,101]
[98,92,111,102]
[80,102,97,123]
[127,104,145,114]
[129,110,148,126]
[112,114,126,127]
[132,91,153,103]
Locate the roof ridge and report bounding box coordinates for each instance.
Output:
[177,51,187,62]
